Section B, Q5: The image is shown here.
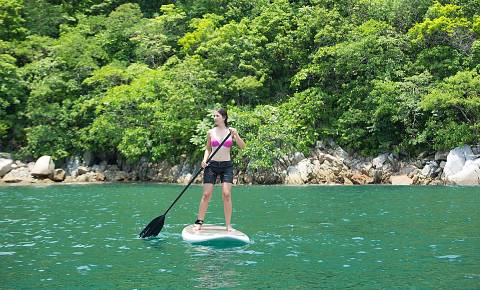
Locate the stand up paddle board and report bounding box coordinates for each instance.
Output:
[182,224,250,245]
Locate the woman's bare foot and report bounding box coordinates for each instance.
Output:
[226,225,234,232]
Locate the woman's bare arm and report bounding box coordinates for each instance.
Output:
[232,129,246,149]
[202,130,212,162]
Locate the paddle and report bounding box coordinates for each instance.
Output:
[138,129,233,238]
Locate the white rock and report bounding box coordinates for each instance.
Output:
[31,156,55,177]
[15,160,26,167]
[291,152,305,165]
[444,145,475,178]
[439,161,446,169]
[285,158,314,184]
[447,158,480,185]
[421,161,438,178]
[0,158,14,177]
[333,146,349,160]
[372,153,389,169]
[0,152,12,159]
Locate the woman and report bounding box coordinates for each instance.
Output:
[193,108,246,232]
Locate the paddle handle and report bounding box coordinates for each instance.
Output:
[163,130,232,216]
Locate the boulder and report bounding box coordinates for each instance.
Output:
[447,159,480,185]
[0,158,14,177]
[387,153,398,164]
[104,170,128,181]
[96,172,106,181]
[372,169,383,183]
[311,159,338,184]
[444,145,475,178]
[291,152,305,165]
[381,162,395,176]
[472,145,480,155]
[397,162,417,176]
[52,169,66,182]
[333,146,349,160]
[75,174,89,182]
[414,159,424,169]
[177,173,193,184]
[91,164,104,172]
[256,167,280,184]
[15,160,26,167]
[168,164,181,180]
[74,171,98,182]
[126,171,138,181]
[2,167,35,183]
[85,172,98,182]
[31,156,55,177]
[372,153,389,169]
[350,173,373,185]
[439,161,446,169]
[390,175,413,185]
[357,161,373,175]
[323,154,340,165]
[27,162,35,171]
[343,177,354,185]
[434,151,449,161]
[421,161,438,178]
[77,166,90,175]
[0,152,12,159]
[285,158,314,184]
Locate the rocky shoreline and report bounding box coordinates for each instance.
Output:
[1,141,479,186]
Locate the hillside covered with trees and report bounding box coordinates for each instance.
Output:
[1,0,479,170]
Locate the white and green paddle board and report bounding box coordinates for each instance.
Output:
[182,224,250,245]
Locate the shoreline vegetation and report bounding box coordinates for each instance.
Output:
[1,141,479,186]
[1,1,479,185]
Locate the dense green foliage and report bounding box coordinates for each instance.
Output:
[0,0,478,169]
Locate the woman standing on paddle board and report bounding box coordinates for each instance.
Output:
[194,108,246,232]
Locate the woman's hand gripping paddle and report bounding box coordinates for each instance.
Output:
[138,130,232,238]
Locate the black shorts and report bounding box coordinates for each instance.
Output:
[203,160,234,184]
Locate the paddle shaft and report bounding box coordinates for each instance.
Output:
[162,130,232,216]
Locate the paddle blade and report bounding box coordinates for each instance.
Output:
[139,215,165,238]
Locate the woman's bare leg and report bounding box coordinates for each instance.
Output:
[222,182,233,231]
[194,183,214,230]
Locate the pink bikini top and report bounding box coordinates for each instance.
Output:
[210,128,233,148]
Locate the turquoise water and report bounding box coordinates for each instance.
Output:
[0,184,479,289]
